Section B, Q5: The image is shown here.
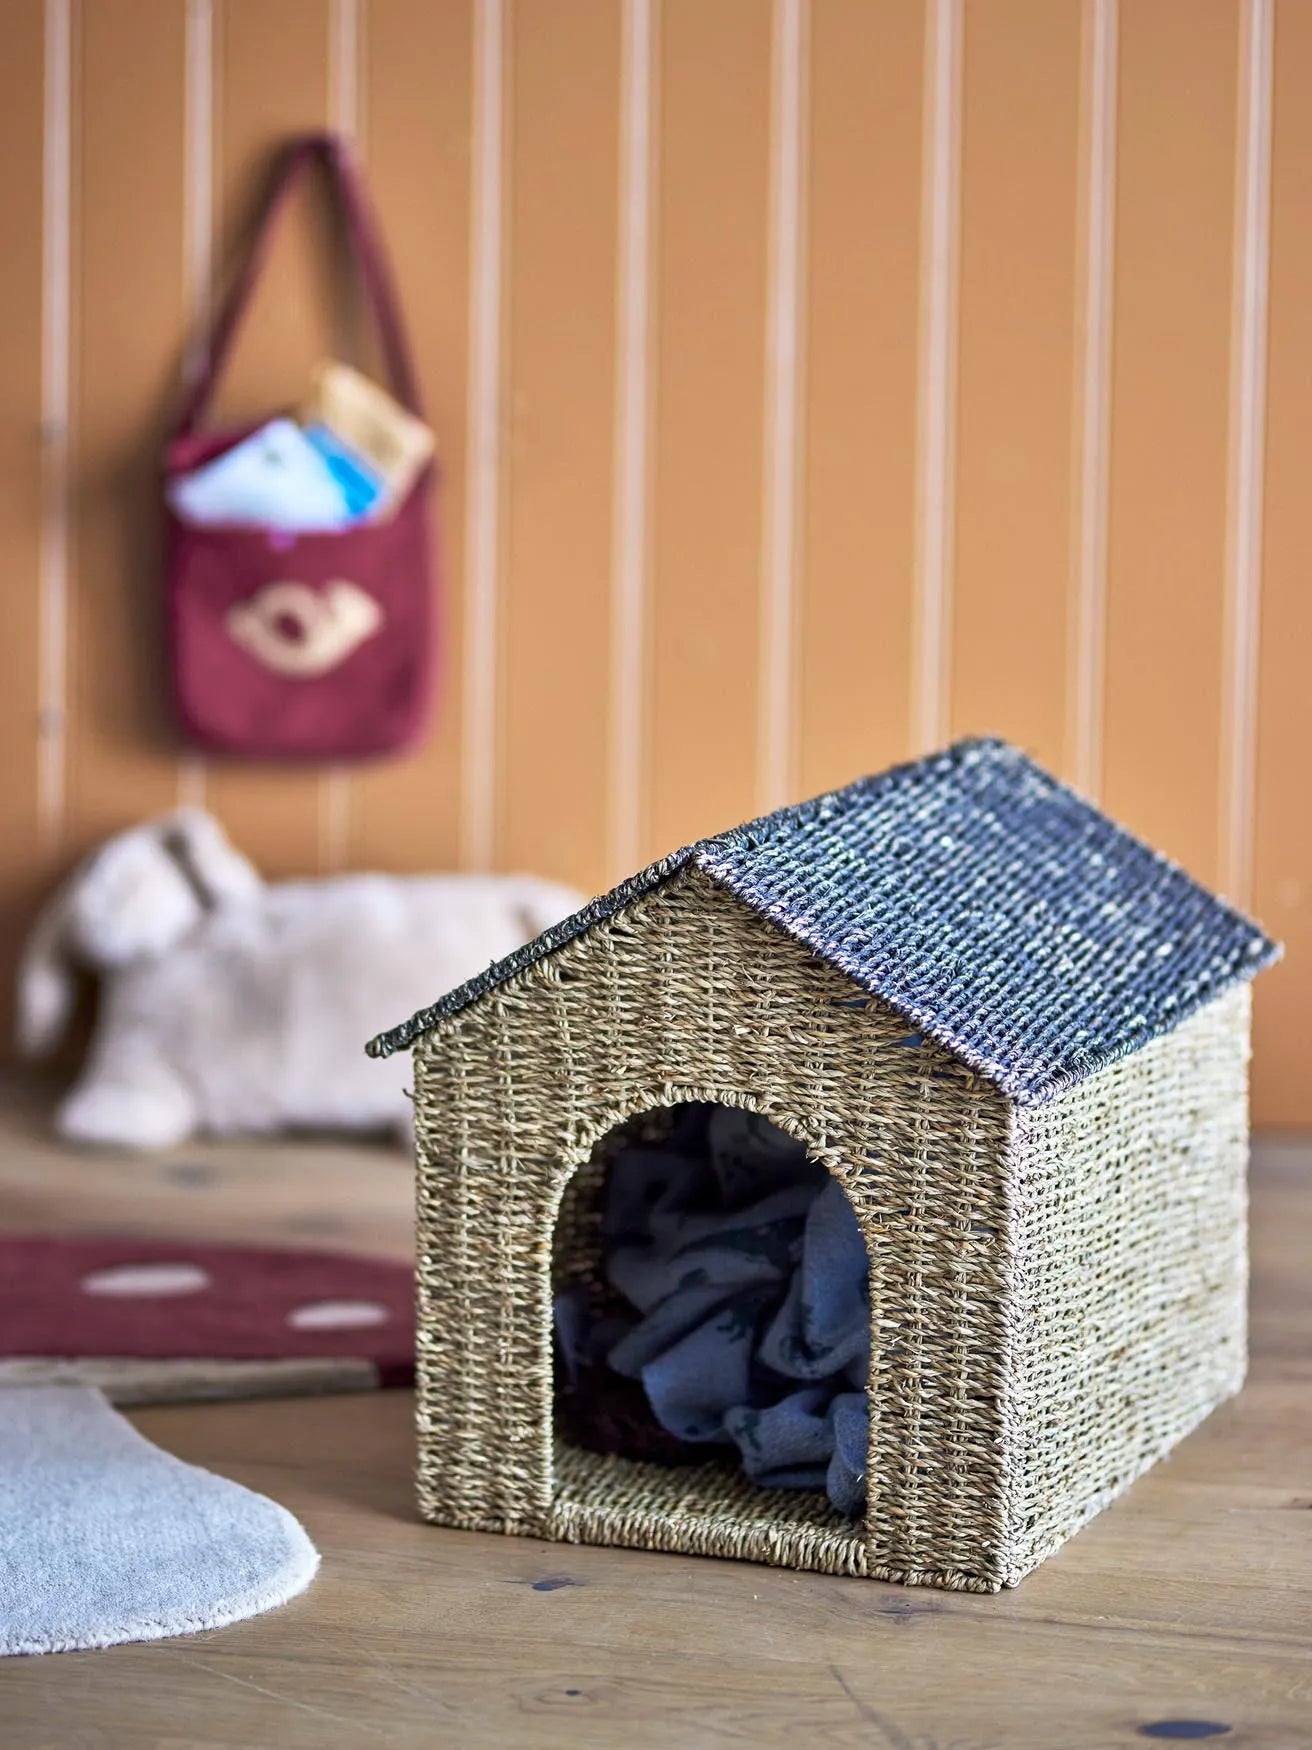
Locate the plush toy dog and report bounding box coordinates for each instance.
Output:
[16,810,582,1149]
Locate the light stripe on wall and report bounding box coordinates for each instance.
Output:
[329,0,360,146]
[460,0,506,872]
[178,0,214,814]
[1067,0,1118,800]
[1219,0,1273,908]
[183,0,214,387]
[756,0,807,814]
[910,0,962,758]
[320,0,363,872]
[607,0,656,878]
[38,0,72,855]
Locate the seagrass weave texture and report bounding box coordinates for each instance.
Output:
[1004,983,1250,1577]
[410,868,1253,1590]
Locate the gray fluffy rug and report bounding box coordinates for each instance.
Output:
[0,1386,318,1655]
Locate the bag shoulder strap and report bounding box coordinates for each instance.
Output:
[174,131,421,438]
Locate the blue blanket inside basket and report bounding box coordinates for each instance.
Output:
[554,1105,870,1516]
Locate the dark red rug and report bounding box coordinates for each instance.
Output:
[0,1235,414,1400]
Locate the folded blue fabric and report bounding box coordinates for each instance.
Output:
[555,1105,870,1515]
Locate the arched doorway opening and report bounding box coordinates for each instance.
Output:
[548,1099,874,1568]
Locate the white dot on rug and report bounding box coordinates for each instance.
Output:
[286,1299,388,1331]
[80,1262,211,1297]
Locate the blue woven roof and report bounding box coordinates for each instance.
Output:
[368,738,1278,1105]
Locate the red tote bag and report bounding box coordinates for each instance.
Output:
[165,132,437,760]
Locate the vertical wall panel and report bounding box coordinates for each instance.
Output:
[796,0,925,800]
[65,0,189,856]
[1252,0,1311,1127]
[606,0,656,878]
[644,0,772,860]
[1217,0,1272,910]
[949,0,1082,772]
[909,0,963,756]
[0,2,49,1033]
[202,0,335,877]
[348,0,473,874]
[458,0,506,873]
[756,0,806,815]
[1100,0,1241,886]
[1066,0,1118,798]
[495,0,621,894]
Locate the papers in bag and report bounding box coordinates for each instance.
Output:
[168,363,433,533]
[300,362,434,509]
[168,420,359,531]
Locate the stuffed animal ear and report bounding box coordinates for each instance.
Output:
[14,811,262,1059]
[15,881,79,1059]
[159,809,263,909]
[61,824,207,972]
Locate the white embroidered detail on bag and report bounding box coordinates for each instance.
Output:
[226,580,383,677]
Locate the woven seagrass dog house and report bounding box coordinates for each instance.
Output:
[369,738,1279,1591]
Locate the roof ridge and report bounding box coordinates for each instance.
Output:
[696,738,997,863]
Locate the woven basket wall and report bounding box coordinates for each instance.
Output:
[1006,980,1249,1578]
[411,866,1250,1591]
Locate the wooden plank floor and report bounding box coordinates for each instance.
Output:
[0,1072,414,1259]
[2,1084,1310,1747]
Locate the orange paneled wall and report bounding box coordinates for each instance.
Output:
[1,0,1307,1124]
